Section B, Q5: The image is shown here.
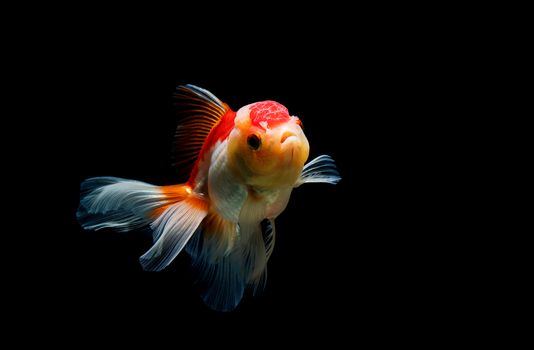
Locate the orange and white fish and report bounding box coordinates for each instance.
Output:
[77,85,340,311]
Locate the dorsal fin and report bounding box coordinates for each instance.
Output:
[172,84,230,178]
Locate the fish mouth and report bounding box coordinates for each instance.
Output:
[281,140,297,163]
[280,131,297,144]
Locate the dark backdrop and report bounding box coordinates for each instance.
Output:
[21,17,461,343]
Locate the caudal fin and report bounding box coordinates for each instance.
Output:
[185,219,270,312]
[77,177,208,271]
[77,177,169,231]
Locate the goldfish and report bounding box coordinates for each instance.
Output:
[77,84,340,311]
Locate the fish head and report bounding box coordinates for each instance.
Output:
[227,101,309,188]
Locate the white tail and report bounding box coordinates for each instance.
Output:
[77,177,208,271]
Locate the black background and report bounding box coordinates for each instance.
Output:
[17,10,470,343]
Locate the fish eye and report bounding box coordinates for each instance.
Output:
[247,134,261,150]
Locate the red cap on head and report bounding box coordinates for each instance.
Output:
[249,101,291,129]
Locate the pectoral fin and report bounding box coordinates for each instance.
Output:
[295,155,341,187]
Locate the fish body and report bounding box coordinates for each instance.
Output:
[77,85,340,311]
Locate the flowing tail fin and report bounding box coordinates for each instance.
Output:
[184,218,270,312]
[77,177,208,271]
